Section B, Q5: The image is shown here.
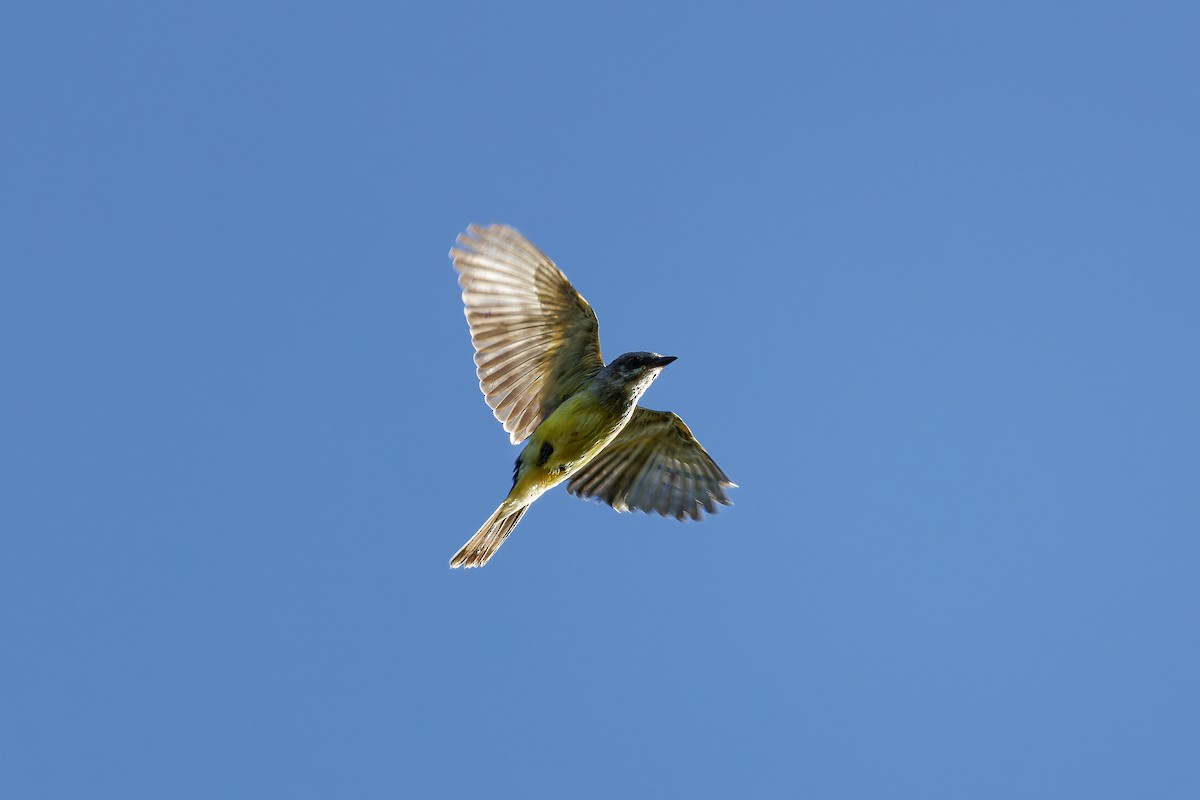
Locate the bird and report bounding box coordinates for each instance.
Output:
[449,224,735,568]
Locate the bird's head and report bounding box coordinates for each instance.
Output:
[603,351,677,403]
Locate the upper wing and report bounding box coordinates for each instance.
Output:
[567,407,735,520]
[452,224,605,444]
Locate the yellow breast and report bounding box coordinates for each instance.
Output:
[506,390,636,504]
[532,391,629,467]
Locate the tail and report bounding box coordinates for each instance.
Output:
[450,502,529,568]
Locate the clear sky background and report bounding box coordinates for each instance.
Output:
[3,2,1198,798]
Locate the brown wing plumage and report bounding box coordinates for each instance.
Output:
[451,224,605,444]
[567,408,735,520]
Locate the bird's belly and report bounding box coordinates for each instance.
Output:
[528,393,628,473]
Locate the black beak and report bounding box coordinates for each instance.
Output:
[650,355,678,368]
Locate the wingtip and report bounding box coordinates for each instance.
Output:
[454,224,483,251]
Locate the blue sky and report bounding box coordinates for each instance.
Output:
[3,2,1198,797]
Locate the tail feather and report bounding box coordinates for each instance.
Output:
[450,503,529,568]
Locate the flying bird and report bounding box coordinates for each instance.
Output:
[449,224,734,568]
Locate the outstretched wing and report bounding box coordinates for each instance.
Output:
[567,408,735,520]
[452,224,605,444]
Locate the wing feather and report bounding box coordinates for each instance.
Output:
[452,224,605,443]
[567,408,735,520]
